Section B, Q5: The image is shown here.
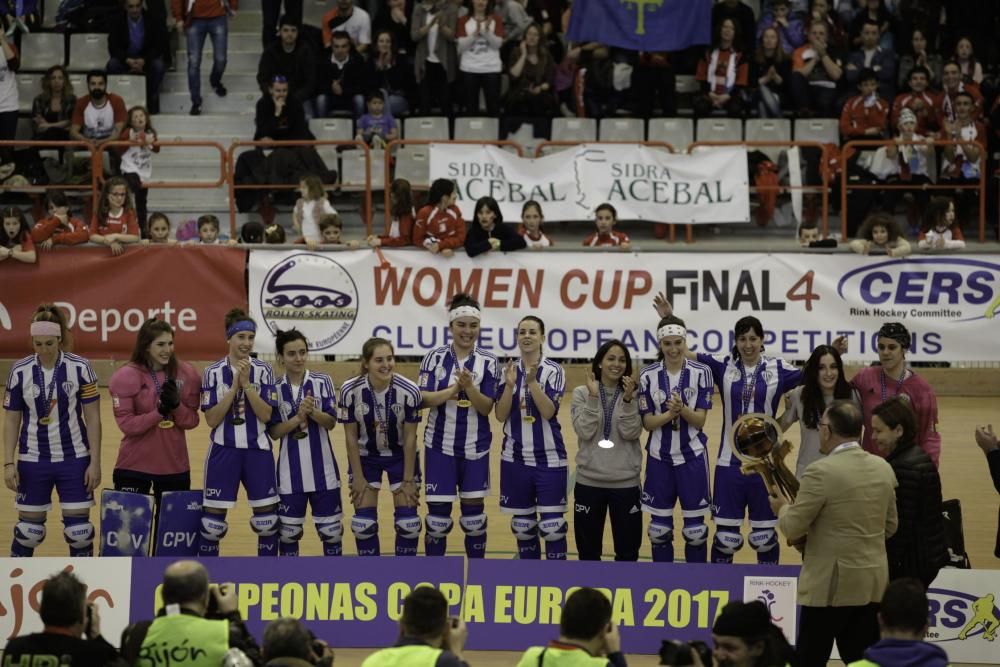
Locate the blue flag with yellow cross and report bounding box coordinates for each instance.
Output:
[566,0,712,51]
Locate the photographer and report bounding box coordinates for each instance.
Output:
[120,560,262,666]
[361,587,469,667]
[516,587,627,667]
[672,600,795,667]
[3,570,125,667]
[262,618,334,667]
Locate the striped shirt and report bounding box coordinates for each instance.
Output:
[696,353,802,467]
[3,352,100,463]
[272,371,340,494]
[500,358,566,467]
[338,373,422,457]
[418,346,499,458]
[638,359,714,464]
[200,356,277,450]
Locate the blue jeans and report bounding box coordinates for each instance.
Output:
[186,16,227,104]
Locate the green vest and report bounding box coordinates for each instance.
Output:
[136,613,230,667]
[361,644,443,667]
[516,646,610,667]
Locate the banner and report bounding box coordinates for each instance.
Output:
[0,247,246,359]
[926,569,1000,664]
[249,250,1000,362]
[566,0,711,51]
[429,144,751,224]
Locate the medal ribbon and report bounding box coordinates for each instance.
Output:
[366,377,394,447]
[880,366,906,402]
[227,358,246,421]
[661,361,689,430]
[598,383,621,441]
[519,361,537,421]
[447,346,476,402]
[34,352,63,423]
[287,373,310,436]
[740,358,765,415]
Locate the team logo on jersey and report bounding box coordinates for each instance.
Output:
[25,384,40,399]
[259,253,359,352]
[435,366,448,380]
[653,389,667,404]
[727,368,742,383]
[361,403,371,415]
[279,401,292,417]
[61,381,76,395]
[391,404,404,416]
[762,369,775,384]
[683,387,697,402]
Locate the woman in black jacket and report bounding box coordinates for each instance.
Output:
[871,397,948,587]
[464,196,527,257]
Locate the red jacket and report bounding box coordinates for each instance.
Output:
[172,0,237,24]
[413,205,466,250]
[891,91,941,135]
[378,212,415,247]
[31,216,90,246]
[840,94,889,140]
[583,230,630,247]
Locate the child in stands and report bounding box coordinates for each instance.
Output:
[519,200,552,249]
[118,105,159,236]
[90,176,141,256]
[30,190,89,249]
[0,207,36,263]
[582,203,630,250]
[917,196,965,251]
[367,179,414,248]
[143,212,176,246]
[413,178,465,257]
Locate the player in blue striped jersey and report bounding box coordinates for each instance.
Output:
[197,308,280,557]
[496,315,568,560]
[339,338,422,557]
[4,305,102,557]
[418,293,499,558]
[268,329,343,557]
[638,316,714,563]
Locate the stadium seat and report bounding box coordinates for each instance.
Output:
[111,75,147,110]
[674,74,700,113]
[302,0,327,28]
[454,117,499,141]
[393,145,431,188]
[15,116,33,141]
[404,116,450,141]
[647,117,694,152]
[310,118,354,143]
[552,117,597,142]
[16,73,42,113]
[599,118,644,142]
[68,33,110,72]
[341,148,386,191]
[695,117,743,144]
[19,33,65,71]
[745,118,792,162]
[793,118,839,145]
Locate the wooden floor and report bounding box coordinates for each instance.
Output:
[3,391,997,666]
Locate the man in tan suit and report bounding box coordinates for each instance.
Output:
[769,400,898,667]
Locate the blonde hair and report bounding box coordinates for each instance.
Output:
[32,303,73,350]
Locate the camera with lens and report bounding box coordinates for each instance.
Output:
[659,639,712,666]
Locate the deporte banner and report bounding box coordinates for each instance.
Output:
[429,143,751,224]
[0,246,247,359]
[248,250,1000,362]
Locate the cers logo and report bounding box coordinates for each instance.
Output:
[927,588,1000,643]
[261,254,359,351]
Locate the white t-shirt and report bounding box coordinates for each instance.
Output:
[457,15,503,73]
[296,197,337,243]
[339,7,372,47]
[425,11,440,64]
[0,47,19,114]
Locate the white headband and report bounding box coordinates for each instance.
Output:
[449,305,481,322]
[657,324,687,340]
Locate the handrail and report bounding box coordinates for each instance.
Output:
[532,140,676,157]
[381,139,525,234]
[840,139,987,243]
[688,140,830,244]
[0,140,100,201]
[97,140,229,189]
[226,139,372,237]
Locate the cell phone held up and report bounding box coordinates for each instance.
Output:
[659,639,712,666]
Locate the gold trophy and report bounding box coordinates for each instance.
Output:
[730,413,799,502]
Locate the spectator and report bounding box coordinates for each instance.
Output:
[2,571,123,667]
[360,587,468,667]
[362,29,410,117]
[262,618,334,667]
[849,211,911,257]
[712,0,756,53]
[318,213,359,246]
[504,23,557,119]
[171,0,237,116]
[0,24,18,161]
[515,587,626,667]
[582,45,618,119]
[117,105,159,234]
[367,177,415,247]
[690,600,797,667]
[355,91,399,148]
[807,0,848,53]
[412,0,458,115]
[582,203,630,250]
[917,196,966,250]
[292,173,336,245]
[120,560,261,666]
[373,0,417,64]
[771,399,898,667]
[143,211,176,245]
[465,195,526,256]
[32,65,76,143]
[797,221,821,246]
[952,36,982,85]
[845,578,950,667]
[457,0,504,115]
[845,20,896,99]
[31,190,90,249]
[870,397,948,587]
[694,18,749,118]
[871,107,933,231]
[90,175,141,255]
[1,0,39,36]
[68,70,127,147]
[195,214,224,244]
[499,0,532,48]
[756,0,805,55]
[519,200,552,248]
[896,28,941,91]
[632,50,676,118]
[0,206,36,263]
[790,21,843,117]
[316,31,366,117]
[240,220,265,243]
[107,0,168,115]
[890,66,940,136]
[262,0,303,47]
[939,90,985,225]
[840,68,889,141]
[937,61,984,124]
[848,0,897,51]
[751,26,791,118]
[413,177,465,257]
[256,16,318,118]
[973,423,1000,556]
[264,222,286,243]
[322,0,372,53]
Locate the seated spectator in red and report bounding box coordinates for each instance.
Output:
[756,0,805,55]
[354,91,398,148]
[31,190,89,249]
[256,17,318,119]
[712,0,756,53]
[583,203,630,250]
[107,0,168,114]
[90,176,141,256]
[457,0,504,115]
[694,18,748,118]
[891,66,940,136]
[368,178,415,248]
[413,178,465,258]
[790,20,843,117]
[751,26,792,118]
[519,200,552,249]
[844,20,896,100]
[937,61,984,124]
[840,68,889,141]
[806,0,847,53]
[322,0,372,54]
[504,23,557,117]
[1,207,37,264]
[848,0,897,51]
[68,70,127,147]
[412,0,458,115]
[897,29,941,92]
[316,31,366,117]
[362,30,411,117]
[464,196,526,257]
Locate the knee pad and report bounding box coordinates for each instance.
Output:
[14,520,46,550]
[459,512,487,537]
[200,515,229,543]
[510,515,538,541]
[425,514,454,540]
[315,517,344,544]
[394,514,422,540]
[537,515,567,542]
[350,514,378,540]
[647,522,674,545]
[749,528,778,553]
[682,522,709,547]
[278,520,304,544]
[62,520,95,551]
[249,513,279,537]
[713,530,744,555]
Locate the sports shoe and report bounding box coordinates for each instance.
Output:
[189,102,202,116]
[213,83,228,97]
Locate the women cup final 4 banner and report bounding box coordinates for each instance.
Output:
[248,250,1000,362]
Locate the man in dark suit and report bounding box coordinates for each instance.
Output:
[770,399,898,667]
[107,0,169,114]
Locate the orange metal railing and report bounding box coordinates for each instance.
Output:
[98,140,229,189]
[0,140,101,211]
